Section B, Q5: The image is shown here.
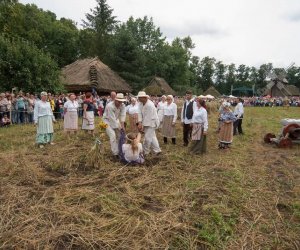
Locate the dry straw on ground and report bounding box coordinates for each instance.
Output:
[0,107,299,249]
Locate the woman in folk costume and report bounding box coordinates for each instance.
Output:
[82,92,95,135]
[120,132,145,165]
[161,95,178,144]
[189,98,208,154]
[218,102,237,149]
[126,97,139,133]
[157,95,167,127]
[34,92,56,148]
[63,93,79,135]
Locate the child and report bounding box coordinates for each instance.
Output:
[120,132,144,165]
[1,114,11,127]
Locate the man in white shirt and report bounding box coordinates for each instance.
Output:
[181,90,196,146]
[137,91,161,155]
[103,93,127,156]
[233,98,244,135]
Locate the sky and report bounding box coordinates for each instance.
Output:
[20,0,300,68]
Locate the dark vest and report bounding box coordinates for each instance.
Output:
[183,100,194,120]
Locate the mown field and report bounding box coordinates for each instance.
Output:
[0,107,299,249]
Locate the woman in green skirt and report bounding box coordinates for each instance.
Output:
[34,92,56,148]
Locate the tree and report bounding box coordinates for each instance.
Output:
[0,2,79,67]
[199,57,216,91]
[225,64,236,94]
[0,35,61,92]
[82,0,118,60]
[214,61,227,93]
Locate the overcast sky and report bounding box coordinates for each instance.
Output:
[20,0,300,68]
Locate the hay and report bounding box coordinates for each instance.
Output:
[1,108,300,249]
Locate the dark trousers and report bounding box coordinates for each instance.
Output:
[18,108,25,124]
[183,123,192,146]
[233,118,243,135]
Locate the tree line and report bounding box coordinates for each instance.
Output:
[1,0,300,94]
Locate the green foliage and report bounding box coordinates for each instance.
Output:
[0,1,79,67]
[0,35,62,93]
[82,0,118,61]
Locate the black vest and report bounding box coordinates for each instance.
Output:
[183,100,194,120]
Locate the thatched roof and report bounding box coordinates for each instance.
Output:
[144,77,176,96]
[203,86,221,97]
[61,58,132,93]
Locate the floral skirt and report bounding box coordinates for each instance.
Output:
[82,111,95,130]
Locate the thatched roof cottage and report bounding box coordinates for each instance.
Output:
[203,86,221,97]
[61,58,132,94]
[144,77,176,96]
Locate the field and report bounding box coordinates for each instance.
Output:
[0,107,299,249]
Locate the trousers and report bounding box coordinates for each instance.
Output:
[106,126,120,155]
[183,123,192,145]
[143,127,161,155]
[233,118,243,135]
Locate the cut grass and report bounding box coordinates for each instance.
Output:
[0,107,299,249]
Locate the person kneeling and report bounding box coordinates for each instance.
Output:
[120,132,144,165]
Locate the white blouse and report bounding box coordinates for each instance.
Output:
[192,107,208,132]
[34,101,55,123]
[122,143,143,162]
[157,101,167,111]
[64,100,79,112]
[163,102,177,123]
[126,104,139,115]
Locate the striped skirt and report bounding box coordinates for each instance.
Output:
[82,111,95,130]
[161,115,176,138]
[128,113,139,133]
[191,123,203,141]
[219,122,233,144]
[64,111,78,131]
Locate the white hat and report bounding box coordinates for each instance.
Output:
[115,93,127,102]
[40,91,48,96]
[223,102,231,108]
[137,91,149,98]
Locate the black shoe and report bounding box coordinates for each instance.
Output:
[163,137,168,144]
[172,138,176,145]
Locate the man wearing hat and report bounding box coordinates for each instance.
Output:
[137,91,161,155]
[103,93,127,156]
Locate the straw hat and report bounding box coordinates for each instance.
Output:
[115,93,127,102]
[137,91,149,98]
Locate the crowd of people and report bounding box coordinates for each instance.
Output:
[3,88,300,164]
[0,89,248,165]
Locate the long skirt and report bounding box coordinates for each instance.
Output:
[161,115,176,138]
[189,123,206,154]
[82,111,95,130]
[36,115,54,144]
[128,113,139,133]
[64,111,78,131]
[219,122,233,144]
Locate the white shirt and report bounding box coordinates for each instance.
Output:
[234,102,244,118]
[181,99,197,124]
[122,143,143,162]
[103,101,126,129]
[126,104,139,115]
[64,100,79,112]
[192,107,208,132]
[157,101,167,112]
[137,99,160,128]
[163,102,177,123]
[34,100,55,123]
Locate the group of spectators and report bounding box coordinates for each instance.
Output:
[0,91,117,127]
[239,96,300,107]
